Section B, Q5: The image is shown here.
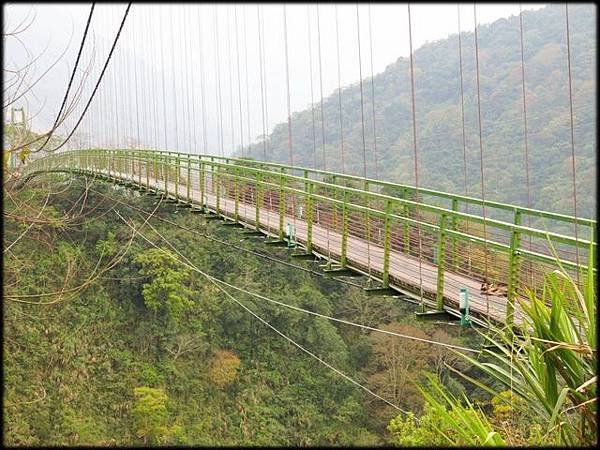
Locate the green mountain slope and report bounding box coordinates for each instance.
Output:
[243,4,596,218]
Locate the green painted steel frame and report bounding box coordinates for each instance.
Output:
[23,148,597,322]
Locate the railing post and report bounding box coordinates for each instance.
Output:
[451,198,459,271]
[200,160,205,209]
[255,173,263,231]
[402,188,410,254]
[234,167,240,221]
[506,210,522,329]
[383,200,392,287]
[435,213,448,311]
[363,180,371,251]
[332,175,338,229]
[175,154,180,201]
[187,155,191,203]
[138,150,142,185]
[164,153,169,196]
[306,182,314,253]
[341,190,349,267]
[215,164,221,215]
[278,168,286,240]
[146,151,150,189]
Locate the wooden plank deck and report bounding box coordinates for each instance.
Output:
[112,169,526,326]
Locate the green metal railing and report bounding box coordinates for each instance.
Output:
[22,148,597,327]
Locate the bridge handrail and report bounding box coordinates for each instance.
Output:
[24,149,597,251]
[22,149,597,248]
[188,152,597,228]
[45,148,596,228]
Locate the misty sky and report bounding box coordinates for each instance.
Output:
[4,3,546,154]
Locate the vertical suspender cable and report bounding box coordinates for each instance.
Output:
[260,5,270,160]
[112,7,120,150]
[242,5,252,157]
[334,4,345,174]
[213,4,224,156]
[235,5,249,219]
[473,4,490,317]
[457,4,471,275]
[283,3,294,167]
[226,7,236,155]
[131,9,140,149]
[407,4,425,306]
[150,7,160,151]
[283,3,297,243]
[367,3,379,180]
[159,5,168,150]
[183,5,195,152]
[457,5,468,211]
[316,3,327,171]
[148,7,159,183]
[564,4,581,275]
[257,4,267,161]
[316,3,330,261]
[137,10,147,148]
[259,5,272,234]
[121,12,131,151]
[234,4,245,156]
[518,3,533,285]
[356,3,372,281]
[197,6,208,155]
[307,5,318,169]
[169,7,179,151]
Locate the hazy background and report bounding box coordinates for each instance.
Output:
[5,3,546,155]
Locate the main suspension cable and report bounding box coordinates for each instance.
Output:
[38,2,95,152]
[50,2,131,153]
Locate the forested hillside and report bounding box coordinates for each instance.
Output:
[4,178,483,445]
[243,4,596,218]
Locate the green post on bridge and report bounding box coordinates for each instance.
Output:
[402,188,410,254]
[341,190,349,268]
[255,173,263,230]
[175,154,180,201]
[187,156,191,203]
[506,210,522,329]
[451,198,459,270]
[306,182,314,253]
[199,160,205,209]
[234,167,240,221]
[435,213,448,310]
[382,200,392,287]
[164,154,169,196]
[278,168,286,240]
[215,164,221,215]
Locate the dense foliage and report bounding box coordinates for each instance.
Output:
[243,4,596,219]
[4,176,482,445]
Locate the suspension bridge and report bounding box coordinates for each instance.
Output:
[21,149,596,328]
[9,3,597,331]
